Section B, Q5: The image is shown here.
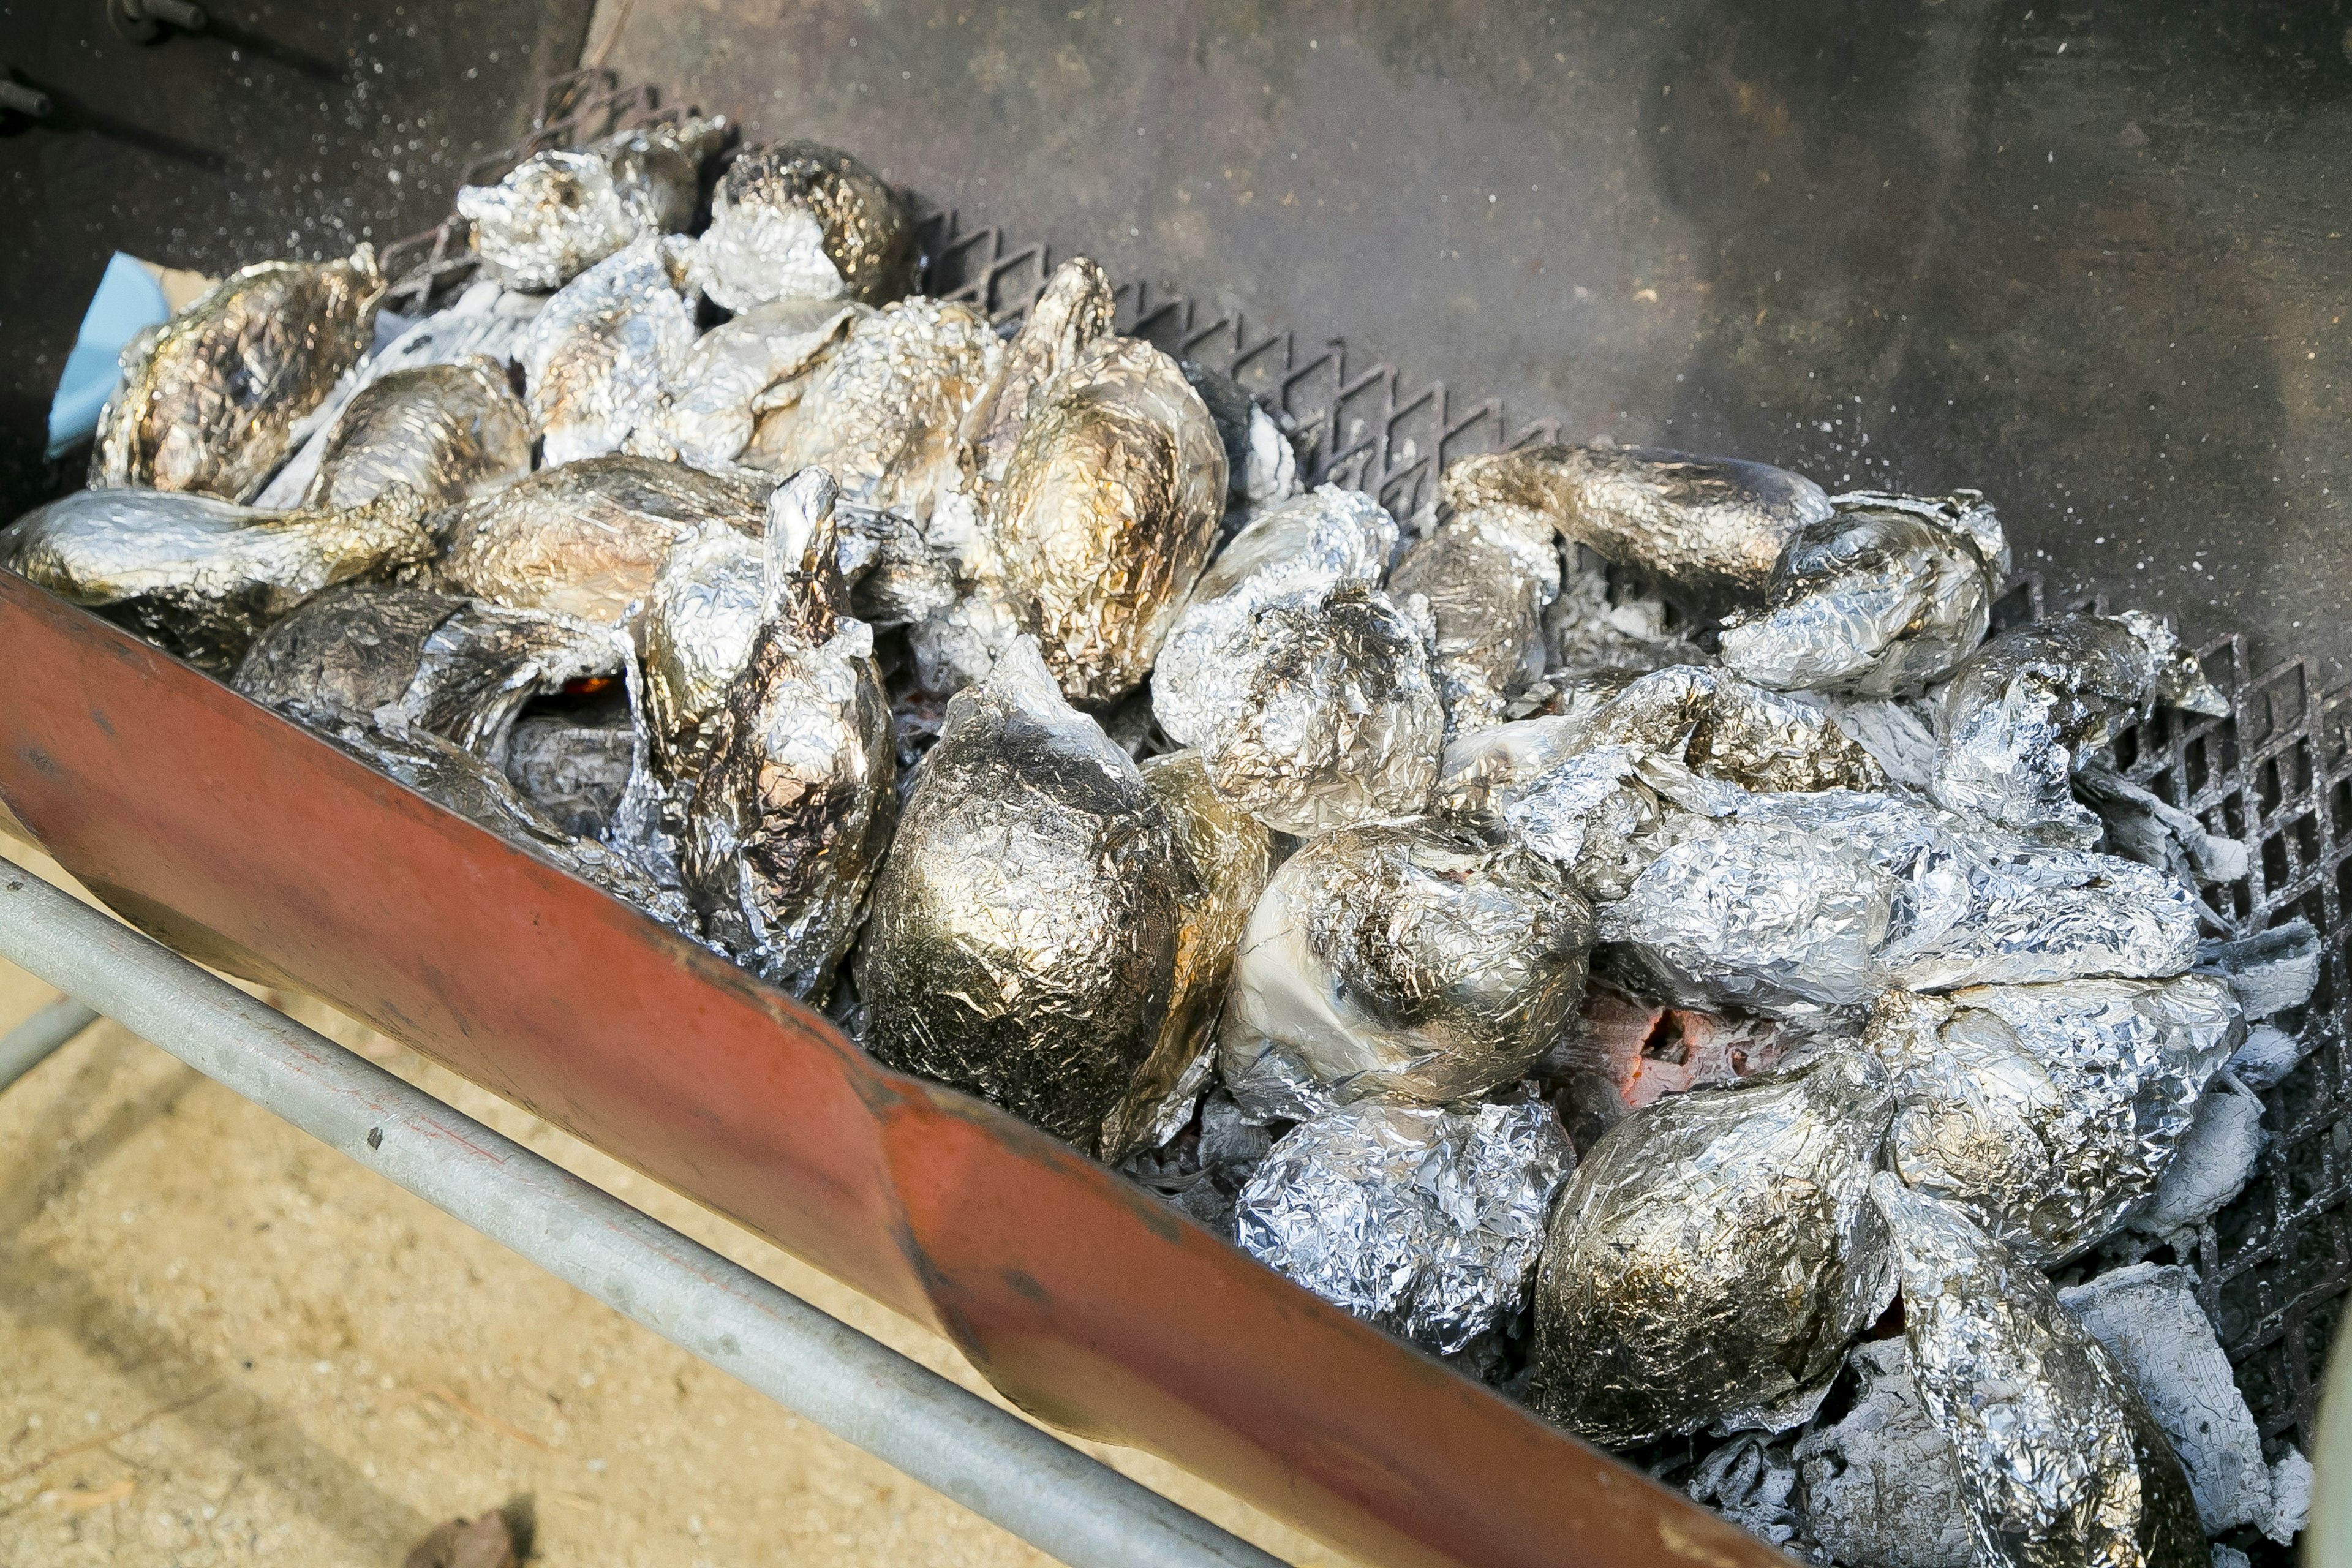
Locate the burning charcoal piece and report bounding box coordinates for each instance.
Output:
[1178,358,1299,514]
[1930,611,2229,845]
[1235,1099,1575,1357]
[235,582,614,764]
[303,360,533,512]
[1526,1051,1896,1446]
[1218,818,1593,1123]
[1790,1336,1977,1568]
[681,472,896,1001]
[979,335,1227,705]
[91,248,385,503]
[3,486,431,673]
[434,454,769,627]
[1388,501,1562,734]
[857,636,1186,1154]
[1717,497,2005,696]
[1868,975,2242,1264]
[456,116,726,290]
[519,234,698,467]
[1442,443,1833,622]
[1869,1175,2206,1568]
[695,141,914,312]
[747,297,1000,518]
[1096,750,1275,1161]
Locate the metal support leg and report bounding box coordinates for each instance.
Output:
[0,995,99,1093]
[0,854,1286,1568]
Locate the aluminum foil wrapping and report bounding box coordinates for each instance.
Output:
[458,150,644,292]
[317,717,697,939]
[1388,502,1562,734]
[1600,790,2201,1016]
[1234,1099,1575,1357]
[1931,611,2230,843]
[630,298,868,470]
[682,472,897,1001]
[1525,1050,1898,1446]
[593,116,729,235]
[856,636,1185,1153]
[1831,487,2012,575]
[1868,975,2243,1264]
[301,358,532,511]
[1,486,431,672]
[520,234,697,467]
[1494,743,1743,902]
[959,256,1117,507]
[1441,443,1833,622]
[434,454,768,626]
[1097,749,1277,1161]
[695,140,914,313]
[503,709,635,838]
[1580,665,1887,793]
[748,297,1000,518]
[256,281,547,510]
[980,334,1229,705]
[1218,818,1594,1123]
[90,247,385,503]
[1717,501,1999,696]
[1869,1174,2207,1568]
[234,582,616,764]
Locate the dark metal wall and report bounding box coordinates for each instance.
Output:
[605,0,2352,687]
[0,0,597,518]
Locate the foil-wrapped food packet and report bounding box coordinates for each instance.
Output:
[301,358,533,511]
[457,115,726,291]
[1717,496,2004,696]
[519,233,698,467]
[1868,976,2242,1265]
[433,454,768,626]
[1526,1050,1896,1446]
[1931,611,2229,844]
[1235,1098,1575,1359]
[980,334,1228,705]
[1869,1174,2206,1568]
[695,140,914,312]
[91,247,385,503]
[857,636,1186,1154]
[234,582,614,764]
[1442,443,1832,622]
[1218,817,1594,1122]
[1578,664,1887,794]
[628,298,869,471]
[681,472,897,1001]
[1387,500,1561,734]
[1,486,431,673]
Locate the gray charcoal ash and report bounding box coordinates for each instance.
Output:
[1790,1338,1975,1568]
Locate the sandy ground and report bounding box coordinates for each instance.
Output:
[0,834,1363,1567]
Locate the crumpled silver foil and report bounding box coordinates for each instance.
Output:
[1154,483,1398,734]
[1388,501,1562,733]
[1442,442,1833,622]
[1790,1336,1977,1568]
[681,472,897,1001]
[301,358,532,511]
[91,247,385,503]
[1,485,431,673]
[1931,611,2230,843]
[1600,789,2202,1016]
[1717,500,2000,696]
[1869,974,2243,1264]
[503,709,635,838]
[1218,817,1594,1122]
[748,296,1000,518]
[979,334,1228,705]
[433,453,768,626]
[856,636,1185,1154]
[959,256,1117,508]
[235,582,615,764]
[457,116,725,292]
[257,281,548,511]
[1831,487,2011,574]
[1164,579,1444,837]
[1869,1174,2207,1568]
[1526,1050,1898,1446]
[695,140,913,312]
[520,233,698,467]
[318,716,698,939]
[1235,1098,1575,1357]
[1580,664,1887,793]
[1494,742,1743,902]
[629,298,869,470]
[1097,749,1276,1161]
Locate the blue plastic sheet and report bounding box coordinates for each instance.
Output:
[47,254,172,458]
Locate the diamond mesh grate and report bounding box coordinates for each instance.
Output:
[385,67,2352,1467]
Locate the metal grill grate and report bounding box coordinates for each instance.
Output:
[383,67,2352,1468]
